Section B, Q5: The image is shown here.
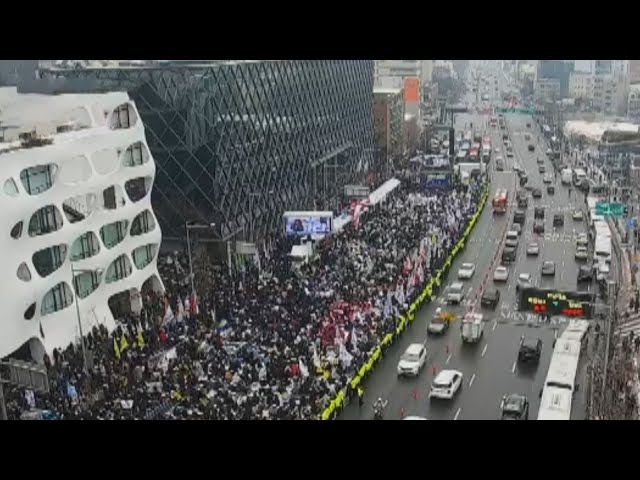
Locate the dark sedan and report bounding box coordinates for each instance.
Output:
[532,188,542,198]
[533,220,545,234]
[481,288,501,309]
[541,261,556,276]
[500,394,530,420]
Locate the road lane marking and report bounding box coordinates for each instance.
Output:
[492,320,497,331]
[511,361,517,373]
[469,373,476,387]
[454,408,461,420]
[482,344,488,357]
[446,353,452,364]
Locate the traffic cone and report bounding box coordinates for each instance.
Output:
[432,363,437,375]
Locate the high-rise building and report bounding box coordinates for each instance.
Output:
[536,60,574,98]
[628,84,640,119]
[0,87,162,361]
[375,60,421,85]
[629,60,640,85]
[29,61,375,244]
[594,60,613,76]
[373,87,405,163]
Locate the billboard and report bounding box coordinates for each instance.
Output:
[283,211,333,237]
[344,185,370,199]
[422,173,451,189]
[404,77,420,103]
[517,288,595,318]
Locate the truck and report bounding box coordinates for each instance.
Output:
[492,189,508,214]
[461,312,484,343]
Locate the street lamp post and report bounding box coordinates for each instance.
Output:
[70,262,101,374]
[185,222,216,295]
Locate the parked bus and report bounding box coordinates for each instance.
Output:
[537,337,582,421]
[492,189,508,214]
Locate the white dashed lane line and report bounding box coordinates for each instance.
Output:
[446,353,452,364]
[469,373,476,387]
[454,408,462,421]
[511,361,517,373]
[481,344,488,357]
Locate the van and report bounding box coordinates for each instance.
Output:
[461,312,484,343]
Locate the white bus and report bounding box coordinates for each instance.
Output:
[593,219,612,264]
[573,168,587,186]
[561,168,573,185]
[587,197,604,225]
[538,338,581,420]
[594,238,612,264]
[537,387,573,421]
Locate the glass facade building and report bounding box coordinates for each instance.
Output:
[33,60,375,242]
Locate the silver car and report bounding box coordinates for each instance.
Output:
[526,242,540,256]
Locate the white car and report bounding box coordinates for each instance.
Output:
[429,369,463,400]
[572,210,583,221]
[576,233,588,247]
[458,263,476,279]
[494,147,501,154]
[403,416,428,421]
[516,273,532,291]
[493,266,509,282]
[526,242,540,256]
[397,343,427,377]
[447,282,465,304]
[575,246,589,260]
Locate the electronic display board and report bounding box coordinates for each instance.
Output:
[517,288,595,319]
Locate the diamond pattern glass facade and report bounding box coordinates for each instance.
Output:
[37,61,375,241]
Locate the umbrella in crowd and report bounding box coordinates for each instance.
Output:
[5,178,484,420]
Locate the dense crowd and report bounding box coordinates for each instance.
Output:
[6,178,484,420]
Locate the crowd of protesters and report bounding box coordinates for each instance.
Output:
[5,176,485,420]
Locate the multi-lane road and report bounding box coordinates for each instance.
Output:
[340,67,593,421]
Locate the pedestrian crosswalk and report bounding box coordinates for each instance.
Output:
[521,231,584,244]
[437,297,477,307]
[497,306,570,328]
[616,314,640,339]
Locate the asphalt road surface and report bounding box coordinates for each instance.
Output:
[340,66,591,421]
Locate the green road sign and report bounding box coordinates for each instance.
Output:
[495,107,537,115]
[595,202,625,217]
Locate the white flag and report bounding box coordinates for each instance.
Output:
[338,342,353,368]
[312,345,322,369]
[163,298,175,324]
[299,359,310,378]
[176,298,184,323]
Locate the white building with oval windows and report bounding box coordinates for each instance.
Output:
[0,87,163,362]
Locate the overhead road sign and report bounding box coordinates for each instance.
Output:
[495,107,539,115]
[595,202,625,218]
